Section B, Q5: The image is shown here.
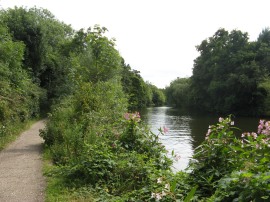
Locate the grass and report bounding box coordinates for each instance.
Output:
[42,149,96,202]
[0,118,40,151]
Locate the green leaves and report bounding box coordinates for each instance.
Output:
[183,186,197,202]
[165,77,191,108]
[188,116,270,201]
[167,28,270,116]
[192,28,264,115]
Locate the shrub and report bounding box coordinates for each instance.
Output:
[188,116,270,201]
[41,80,175,200]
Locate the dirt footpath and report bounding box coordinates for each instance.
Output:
[0,120,46,202]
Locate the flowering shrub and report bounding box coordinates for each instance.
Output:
[188,116,270,201]
[43,95,270,202]
[42,88,174,201]
[119,112,172,170]
[151,177,172,201]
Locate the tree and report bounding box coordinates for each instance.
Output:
[0,7,73,101]
[256,28,270,70]
[190,28,265,115]
[121,59,150,110]
[165,77,191,108]
[86,25,122,82]
[147,83,166,106]
[0,23,44,123]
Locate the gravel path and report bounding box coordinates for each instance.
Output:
[0,120,46,202]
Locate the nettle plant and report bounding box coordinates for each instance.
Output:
[188,116,270,201]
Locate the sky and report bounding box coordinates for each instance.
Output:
[1,0,270,88]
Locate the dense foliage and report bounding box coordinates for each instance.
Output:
[0,19,44,147]
[121,59,165,110]
[0,6,167,200]
[165,78,191,108]
[166,28,270,116]
[41,90,174,200]
[187,117,270,201]
[0,6,164,149]
[1,5,269,202]
[1,7,73,101]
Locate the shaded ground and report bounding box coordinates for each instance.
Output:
[0,120,46,202]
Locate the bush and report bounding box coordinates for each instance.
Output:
[41,80,177,200]
[0,22,45,148]
[188,116,270,201]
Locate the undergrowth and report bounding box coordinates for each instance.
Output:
[41,82,270,201]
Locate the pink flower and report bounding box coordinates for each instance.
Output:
[262,130,268,135]
[124,113,130,120]
[163,126,169,134]
[135,112,140,118]
[124,112,141,122]
[251,132,257,139]
[206,129,211,136]
[259,120,265,125]
[174,154,181,161]
[219,117,224,122]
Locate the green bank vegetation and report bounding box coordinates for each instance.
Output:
[166,28,270,116]
[0,6,269,201]
[0,7,164,148]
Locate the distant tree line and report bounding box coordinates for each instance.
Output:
[166,28,270,116]
[0,6,165,130]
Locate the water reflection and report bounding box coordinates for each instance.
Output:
[141,107,194,171]
[141,107,260,171]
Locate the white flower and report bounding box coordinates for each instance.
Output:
[155,193,162,200]
[157,177,162,183]
[218,125,224,129]
[161,190,167,196]
[219,117,224,122]
[165,183,170,190]
[206,129,211,136]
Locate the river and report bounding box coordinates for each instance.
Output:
[141,107,261,171]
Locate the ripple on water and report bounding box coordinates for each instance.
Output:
[143,107,260,171]
[143,107,194,171]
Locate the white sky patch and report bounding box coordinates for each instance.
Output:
[1,0,270,88]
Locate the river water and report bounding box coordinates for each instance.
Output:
[141,107,261,171]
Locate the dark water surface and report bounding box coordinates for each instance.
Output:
[141,107,260,171]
